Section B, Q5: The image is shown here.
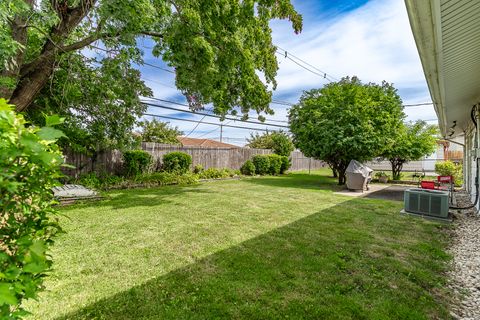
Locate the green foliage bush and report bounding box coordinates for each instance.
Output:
[196,168,239,180]
[76,172,198,190]
[193,164,204,174]
[252,154,271,175]
[280,156,291,174]
[271,132,295,157]
[123,150,152,177]
[435,161,463,186]
[241,160,256,176]
[162,152,192,174]
[0,100,64,318]
[268,154,283,175]
[134,172,198,186]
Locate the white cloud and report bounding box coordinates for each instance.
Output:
[270,0,436,122]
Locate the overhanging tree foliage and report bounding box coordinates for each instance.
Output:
[1,0,302,118]
[289,76,405,185]
[139,119,183,145]
[25,52,150,155]
[381,121,438,180]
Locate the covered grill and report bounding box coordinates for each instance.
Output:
[346,160,373,191]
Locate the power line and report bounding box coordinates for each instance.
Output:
[141,101,289,128]
[186,114,207,137]
[403,103,434,107]
[276,46,338,82]
[142,62,175,74]
[143,113,281,132]
[144,97,290,123]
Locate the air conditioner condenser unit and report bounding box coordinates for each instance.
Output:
[403,188,450,219]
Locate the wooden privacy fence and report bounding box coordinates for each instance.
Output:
[62,142,326,177]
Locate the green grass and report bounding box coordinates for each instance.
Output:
[25,169,452,319]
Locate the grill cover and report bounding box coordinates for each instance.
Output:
[345,160,373,178]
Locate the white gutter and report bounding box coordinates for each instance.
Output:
[404,0,448,136]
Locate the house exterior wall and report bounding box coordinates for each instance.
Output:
[464,128,477,209]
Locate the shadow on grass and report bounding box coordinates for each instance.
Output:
[242,172,344,192]
[63,184,212,211]
[55,197,450,320]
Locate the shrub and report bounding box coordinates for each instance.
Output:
[241,160,256,176]
[268,154,283,175]
[193,164,204,174]
[435,161,463,186]
[252,154,271,175]
[134,172,198,186]
[197,168,238,179]
[162,152,192,174]
[271,132,294,157]
[76,173,125,190]
[123,150,152,177]
[280,156,291,174]
[0,100,64,318]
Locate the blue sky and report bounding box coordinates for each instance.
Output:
[136,0,436,146]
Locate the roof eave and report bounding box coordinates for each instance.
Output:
[405,0,448,136]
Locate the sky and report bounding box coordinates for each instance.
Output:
[137,0,437,146]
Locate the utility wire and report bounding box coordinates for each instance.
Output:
[185,114,208,137]
[143,113,281,132]
[276,46,338,82]
[145,97,291,123]
[142,62,175,74]
[403,103,434,107]
[141,101,289,128]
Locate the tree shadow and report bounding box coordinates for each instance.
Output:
[62,184,212,211]
[242,172,344,192]
[54,197,450,320]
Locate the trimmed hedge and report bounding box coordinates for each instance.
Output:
[252,154,271,175]
[268,154,283,175]
[162,152,192,174]
[241,160,256,176]
[123,150,152,177]
[280,156,291,174]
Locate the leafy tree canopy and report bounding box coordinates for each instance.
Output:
[25,52,149,154]
[139,119,183,145]
[289,76,405,185]
[381,120,438,180]
[246,131,294,156]
[1,0,302,120]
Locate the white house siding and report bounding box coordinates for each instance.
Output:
[464,128,478,210]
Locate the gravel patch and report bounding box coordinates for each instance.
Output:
[448,191,480,319]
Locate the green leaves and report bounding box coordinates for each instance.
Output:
[289,77,405,184]
[0,283,18,306]
[0,99,62,318]
[36,127,65,141]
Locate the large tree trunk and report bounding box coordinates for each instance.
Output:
[0,1,33,100]
[4,0,97,112]
[10,57,56,112]
[337,161,348,185]
[390,158,404,180]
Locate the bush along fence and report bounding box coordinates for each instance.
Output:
[62,142,325,177]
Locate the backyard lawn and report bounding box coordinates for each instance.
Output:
[25,169,451,319]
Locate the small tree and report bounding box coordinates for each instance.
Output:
[381,121,438,180]
[246,131,294,156]
[140,119,183,145]
[289,77,405,185]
